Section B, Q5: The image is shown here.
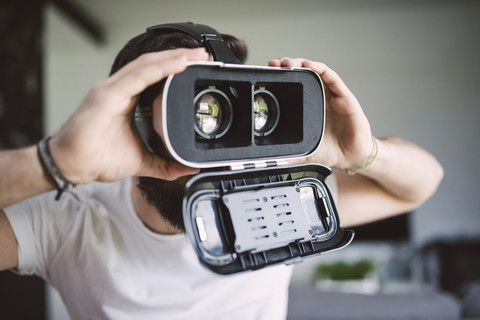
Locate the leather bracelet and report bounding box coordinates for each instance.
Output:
[37,137,76,200]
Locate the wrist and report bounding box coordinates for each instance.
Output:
[49,134,96,185]
[38,137,77,200]
[340,136,379,175]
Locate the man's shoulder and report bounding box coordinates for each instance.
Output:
[52,178,133,221]
[68,178,132,205]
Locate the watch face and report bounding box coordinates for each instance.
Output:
[183,163,354,274]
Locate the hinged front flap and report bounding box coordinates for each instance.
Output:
[183,163,354,274]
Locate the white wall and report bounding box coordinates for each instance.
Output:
[46,0,480,248]
[45,5,107,135]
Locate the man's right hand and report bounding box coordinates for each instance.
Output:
[49,48,209,185]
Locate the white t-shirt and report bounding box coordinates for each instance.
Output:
[5,179,294,320]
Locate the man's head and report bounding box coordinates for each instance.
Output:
[111,25,247,232]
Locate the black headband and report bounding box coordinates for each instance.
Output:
[147,22,241,64]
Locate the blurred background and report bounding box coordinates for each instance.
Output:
[1,0,479,319]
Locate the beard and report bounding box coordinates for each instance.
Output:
[136,175,193,233]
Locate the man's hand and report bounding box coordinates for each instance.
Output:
[269,58,443,227]
[268,58,373,170]
[50,48,209,185]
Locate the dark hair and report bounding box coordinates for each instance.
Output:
[110,31,248,75]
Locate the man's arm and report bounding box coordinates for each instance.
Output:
[0,146,54,209]
[0,48,209,272]
[270,58,443,226]
[0,209,18,270]
[335,136,443,227]
[0,146,52,271]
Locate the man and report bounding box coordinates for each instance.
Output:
[0,25,443,319]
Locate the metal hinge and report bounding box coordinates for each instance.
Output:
[229,159,288,171]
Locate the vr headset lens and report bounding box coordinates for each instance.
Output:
[253,88,280,136]
[193,85,280,140]
[194,87,233,139]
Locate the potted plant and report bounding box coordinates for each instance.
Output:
[312,260,380,294]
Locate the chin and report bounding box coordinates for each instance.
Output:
[136,175,192,232]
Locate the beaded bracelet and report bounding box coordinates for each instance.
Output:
[37,137,76,200]
[341,136,379,175]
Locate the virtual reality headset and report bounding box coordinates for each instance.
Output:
[135,22,354,275]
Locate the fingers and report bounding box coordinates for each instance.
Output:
[107,48,209,103]
[301,60,354,99]
[138,152,200,181]
[268,57,354,99]
[268,57,307,68]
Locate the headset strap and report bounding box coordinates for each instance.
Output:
[147,22,241,64]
